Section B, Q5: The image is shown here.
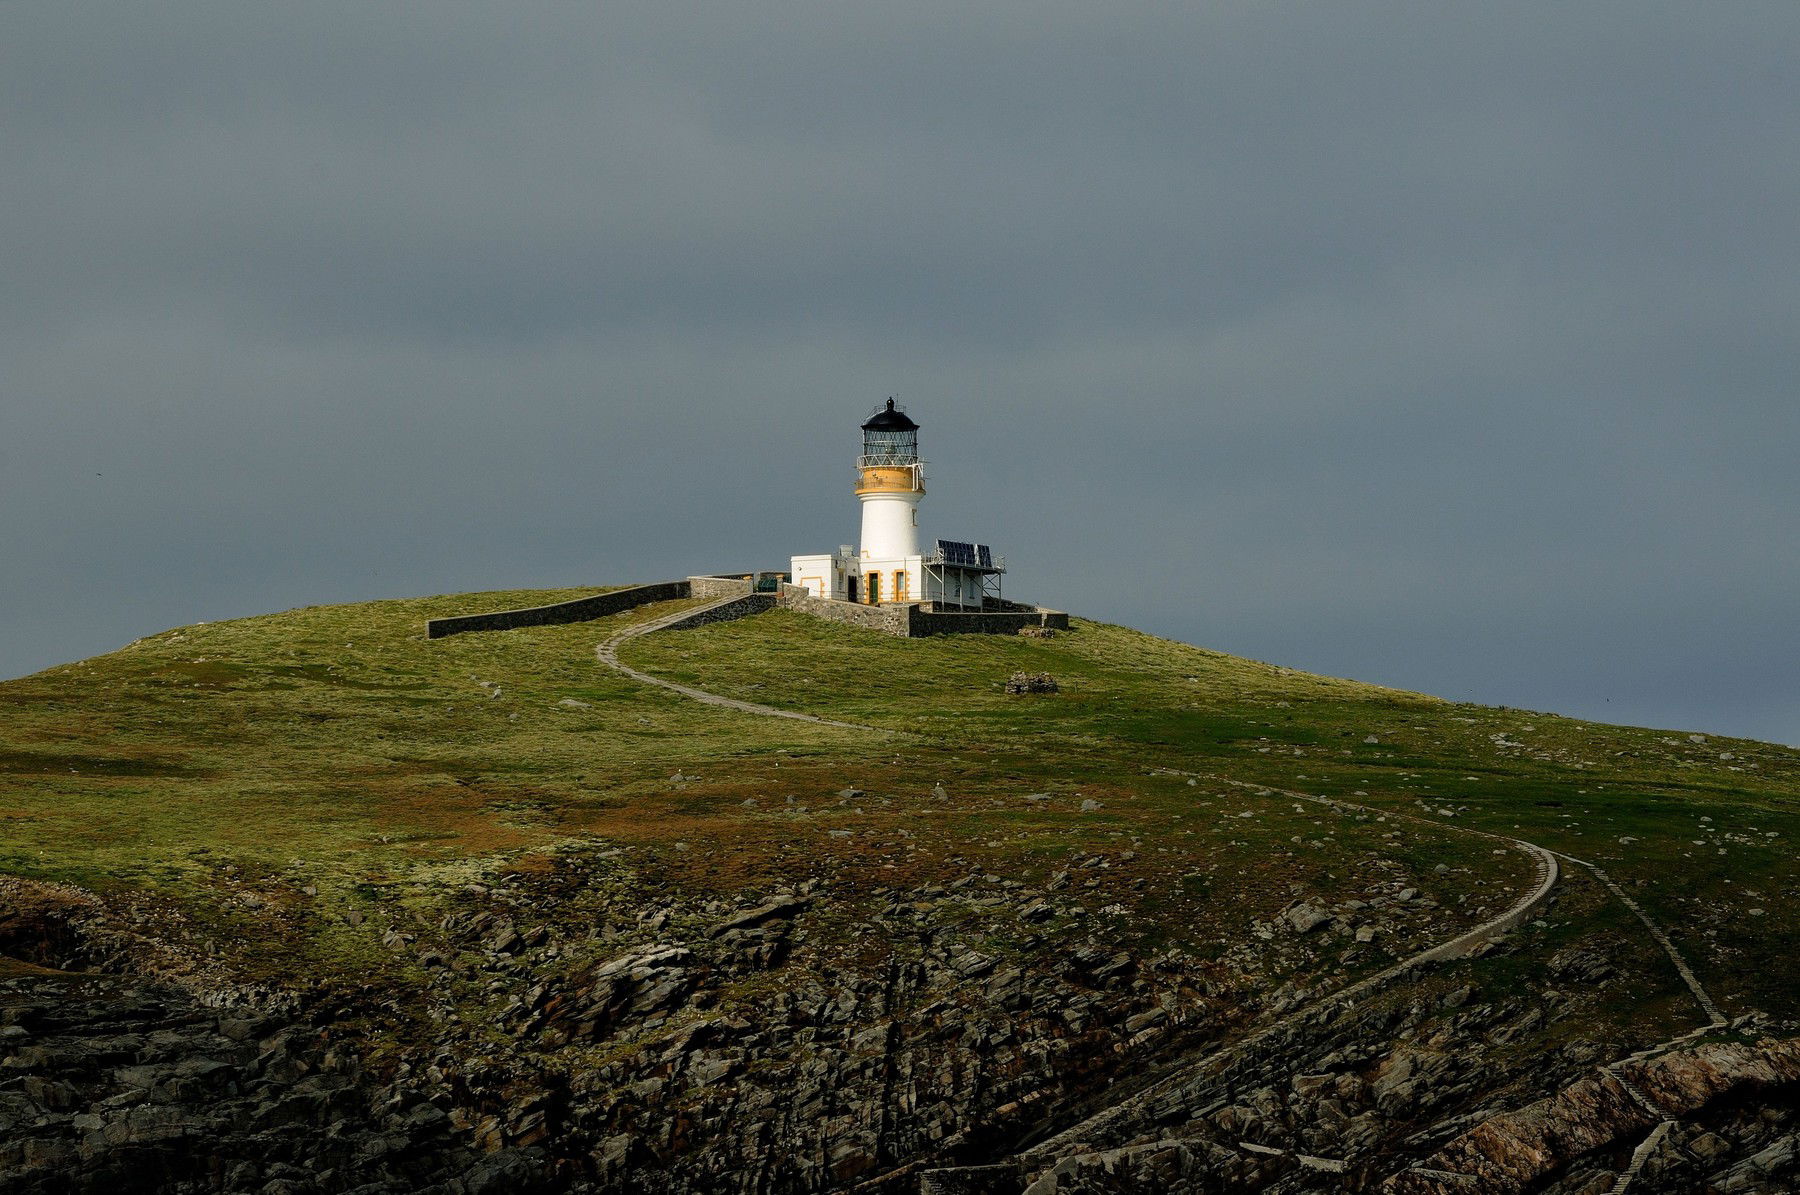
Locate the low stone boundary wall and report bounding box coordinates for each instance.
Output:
[428,575,1066,640]
[688,575,758,600]
[777,585,913,635]
[976,596,1045,613]
[775,585,1068,638]
[658,593,777,632]
[907,606,1069,636]
[426,581,689,639]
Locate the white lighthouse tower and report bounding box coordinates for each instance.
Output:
[855,399,924,564]
[789,400,1004,609]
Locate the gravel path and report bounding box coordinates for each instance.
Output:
[595,596,879,733]
[1013,779,1561,1167]
[1559,851,1727,1028]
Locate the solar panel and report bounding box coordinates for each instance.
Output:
[935,540,995,569]
[936,539,978,567]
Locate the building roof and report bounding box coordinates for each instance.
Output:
[862,398,918,432]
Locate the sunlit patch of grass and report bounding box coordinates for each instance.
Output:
[1,586,1796,1041]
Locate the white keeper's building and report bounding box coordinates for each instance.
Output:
[790,400,1006,611]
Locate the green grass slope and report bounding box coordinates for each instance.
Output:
[2,589,1796,1028]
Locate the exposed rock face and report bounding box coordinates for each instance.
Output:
[1386,1038,1800,1194]
[0,968,542,1195]
[7,868,1800,1194]
[1006,1029,1800,1195]
[547,945,699,1041]
[0,872,1227,1194]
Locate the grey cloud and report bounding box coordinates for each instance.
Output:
[3,3,1796,745]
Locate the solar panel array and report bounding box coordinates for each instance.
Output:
[936,539,975,566]
[936,540,995,568]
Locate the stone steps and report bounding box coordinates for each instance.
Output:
[1608,1118,1675,1195]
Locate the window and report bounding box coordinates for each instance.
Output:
[893,570,906,600]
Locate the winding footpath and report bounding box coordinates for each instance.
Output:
[1011,776,1560,1171]
[596,596,878,732]
[1565,851,1727,1028]
[592,602,1734,1190]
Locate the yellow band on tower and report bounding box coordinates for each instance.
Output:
[855,466,924,496]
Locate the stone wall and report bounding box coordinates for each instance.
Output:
[687,575,758,600]
[777,585,912,635]
[658,593,777,632]
[774,585,1068,638]
[906,606,1069,636]
[425,581,689,639]
[427,574,1065,641]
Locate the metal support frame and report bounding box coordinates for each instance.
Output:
[921,555,1006,610]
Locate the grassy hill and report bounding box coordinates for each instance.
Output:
[3,587,1798,1190]
[4,589,1794,1009]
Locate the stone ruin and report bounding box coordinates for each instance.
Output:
[1005,671,1059,695]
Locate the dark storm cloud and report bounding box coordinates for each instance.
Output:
[3,2,1797,744]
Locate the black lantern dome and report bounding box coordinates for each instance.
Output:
[861,397,918,432]
[860,398,919,466]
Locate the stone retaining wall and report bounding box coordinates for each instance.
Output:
[975,597,1045,613]
[687,575,758,600]
[907,606,1069,636]
[425,581,690,639]
[427,575,1066,641]
[775,585,1068,638]
[777,585,913,635]
[658,593,778,632]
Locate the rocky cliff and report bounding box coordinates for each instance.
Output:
[5,861,1798,1194]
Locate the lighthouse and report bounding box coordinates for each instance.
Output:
[789,400,1004,609]
[855,399,924,563]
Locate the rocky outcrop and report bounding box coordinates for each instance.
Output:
[1385,1035,1800,1194]
[0,968,545,1195]
[8,862,1800,1195]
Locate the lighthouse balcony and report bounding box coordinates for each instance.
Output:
[857,450,921,469]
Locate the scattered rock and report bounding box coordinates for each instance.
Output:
[711,896,810,936]
[1285,905,1330,933]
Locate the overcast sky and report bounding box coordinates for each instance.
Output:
[4,4,1796,746]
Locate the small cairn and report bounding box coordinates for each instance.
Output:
[1005,671,1059,695]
